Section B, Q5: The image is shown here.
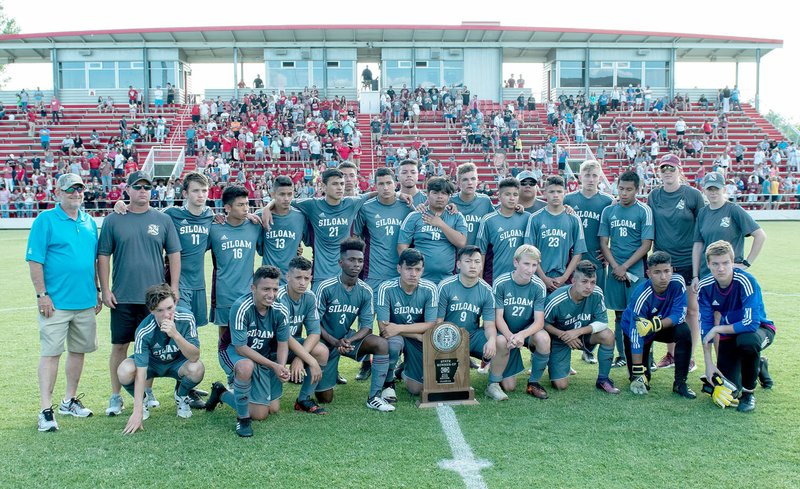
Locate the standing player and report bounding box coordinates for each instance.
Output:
[517,171,547,213]
[397,159,427,206]
[493,245,550,398]
[450,163,495,245]
[698,241,775,412]
[619,252,695,398]
[261,176,308,282]
[564,160,614,364]
[339,161,360,197]
[525,175,587,292]
[98,170,181,416]
[599,171,654,368]
[543,261,619,394]
[206,266,290,436]
[119,284,205,434]
[647,155,705,371]
[314,238,395,412]
[376,249,438,397]
[437,246,510,401]
[476,177,529,283]
[398,177,467,283]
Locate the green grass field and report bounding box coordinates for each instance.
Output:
[1,222,799,488]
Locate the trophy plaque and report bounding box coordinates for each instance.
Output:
[417,322,478,408]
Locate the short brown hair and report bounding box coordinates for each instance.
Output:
[705,240,734,263]
[457,162,477,178]
[182,171,209,193]
[145,283,176,311]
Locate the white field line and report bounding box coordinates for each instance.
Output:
[0,306,36,313]
[436,405,492,489]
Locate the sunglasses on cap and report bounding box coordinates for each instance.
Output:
[131,184,153,191]
[63,186,85,194]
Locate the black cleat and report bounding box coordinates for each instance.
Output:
[294,398,329,415]
[190,388,208,397]
[737,391,756,413]
[395,361,405,381]
[236,417,253,437]
[758,357,774,389]
[336,373,348,385]
[673,381,697,399]
[187,389,206,409]
[356,360,372,381]
[205,382,228,412]
[611,357,627,368]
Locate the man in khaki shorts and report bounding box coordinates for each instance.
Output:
[26,173,102,432]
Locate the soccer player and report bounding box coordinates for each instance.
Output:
[339,161,360,197]
[376,249,438,396]
[525,175,587,293]
[698,241,776,412]
[619,252,695,398]
[437,246,510,401]
[397,159,427,206]
[517,171,547,213]
[476,177,529,283]
[543,260,619,394]
[98,170,181,416]
[314,238,395,412]
[119,284,205,434]
[273,256,329,414]
[398,177,468,283]
[206,266,290,436]
[493,245,550,398]
[209,185,264,338]
[450,163,495,245]
[599,170,654,368]
[261,176,308,282]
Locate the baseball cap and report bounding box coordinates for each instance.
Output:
[517,170,538,183]
[659,154,682,168]
[127,170,153,186]
[702,172,724,189]
[57,173,85,190]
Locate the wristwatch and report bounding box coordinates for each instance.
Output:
[36,291,48,299]
[741,259,752,268]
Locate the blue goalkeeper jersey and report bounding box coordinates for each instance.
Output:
[620,275,688,353]
[697,269,774,339]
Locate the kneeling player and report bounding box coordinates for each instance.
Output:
[493,245,551,398]
[206,266,290,437]
[315,237,396,412]
[376,249,438,397]
[120,284,205,434]
[437,246,510,401]
[620,251,695,398]
[543,261,620,394]
[698,240,776,412]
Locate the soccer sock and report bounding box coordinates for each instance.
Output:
[385,336,404,386]
[598,344,615,380]
[488,372,503,384]
[220,390,235,408]
[177,375,199,397]
[122,382,135,398]
[614,319,625,359]
[529,352,550,383]
[369,354,390,398]
[233,378,252,419]
[298,365,323,401]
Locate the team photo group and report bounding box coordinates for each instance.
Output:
[27,155,775,437]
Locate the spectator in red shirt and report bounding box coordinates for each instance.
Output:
[123,158,137,175]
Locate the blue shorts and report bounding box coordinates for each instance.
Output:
[133,356,188,380]
[548,335,594,381]
[211,306,230,327]
[316,331,368,392]
[604,270,643,311]
[179,288,208,327]
[502,336,532,379]
[219,345,282,404]
[155,99,164,107]
[401,337,424,383]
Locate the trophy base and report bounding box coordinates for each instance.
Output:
[416,387,479,408]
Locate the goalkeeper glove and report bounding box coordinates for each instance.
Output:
[629,364,650,395]
[635,316,663,337]
[700,373,740,409]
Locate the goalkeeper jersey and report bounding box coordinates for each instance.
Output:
[620,275,688,348]
[697,269,774,339]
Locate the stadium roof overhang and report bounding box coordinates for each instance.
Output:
[0,24,782,64]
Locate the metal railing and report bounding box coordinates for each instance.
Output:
[142,145,186,181]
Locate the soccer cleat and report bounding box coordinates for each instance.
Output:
[649,358,658,372]
[581,351,597,364]
[477,360,490,375]
[611,357,627,368]
[673,382,697,399]
[38,407,59,432]
[58,393,93,417]
[737,391,756,413]
[469,359,479,369]
[656,352,675,369]
[145,390,160,408]
[569,367,578,376]
[366,395,396,412]
[294,398,329,415]
[526,381,549,399]
[236,417,253,437]
[190,387,208,397]
[688,359,697,373]
[758,357,773,389]
[176,395,193,419]
[205,382,229,412]
[105,394,124,416]
[381,383,397,404]
[356,360,372,381]
[395,361,405,381]
[596,378,621,394]
[186,389,206,409]
[485,382,509,401]
[336,373,348,385]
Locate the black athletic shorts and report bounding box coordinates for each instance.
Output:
[110,303,150,345]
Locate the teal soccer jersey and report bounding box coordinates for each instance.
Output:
[436,275,495,337]
[598,201,654,275]
[315,277,375,343]
[450,193,495,245]
[294,196,367,282]
[276,286,320,339]
[262,208,308,279]
[354,198,412,284]
[227,293,290,359]
[164,206,214,290]
[525,208,587,278]
[209,220,263,309]
[492,272,547,334]
[133,306,199,368]
[376,278,439,325]
[398,210,468,283]
[564,191,614,266]
[475,210,529,283]
[544,285,607,344]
